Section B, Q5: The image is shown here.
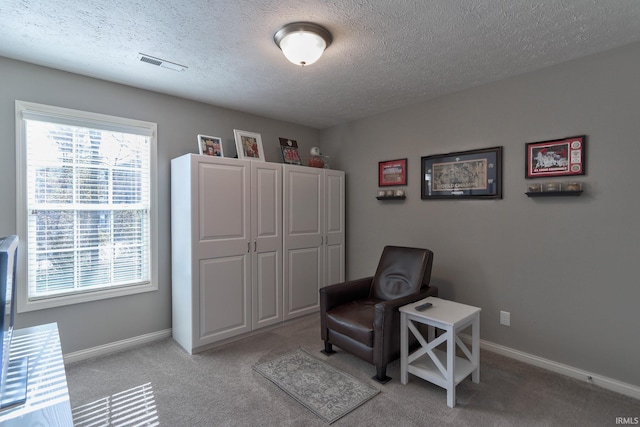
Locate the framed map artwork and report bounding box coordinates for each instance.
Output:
[421,147,503,200]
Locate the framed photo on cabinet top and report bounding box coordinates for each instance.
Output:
[234,129,265,161]
[197,134,223,157]
[279,137,301,164]
[525,135,586,179]
[379,158,407,186]
[421,146,502,200]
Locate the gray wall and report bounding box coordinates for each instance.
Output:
[3,40,639,389]
[0,56,320,354]
[320,42,640,388]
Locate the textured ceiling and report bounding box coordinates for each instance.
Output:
[2,0,640,129]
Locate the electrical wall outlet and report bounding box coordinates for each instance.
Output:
[500,310,511,326]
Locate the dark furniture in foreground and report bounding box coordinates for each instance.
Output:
[319,246,438,383]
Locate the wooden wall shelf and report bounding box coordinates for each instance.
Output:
[376,196,406,201]
[525,191,583,197]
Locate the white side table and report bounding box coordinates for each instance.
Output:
[400,297,481,408]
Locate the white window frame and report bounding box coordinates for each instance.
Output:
[15,100,158,312]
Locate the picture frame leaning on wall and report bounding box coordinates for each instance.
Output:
[279,137,301,164]
[197,134,223,157]
[233,129,265,161]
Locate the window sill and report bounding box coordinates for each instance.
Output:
[17,282,158,313]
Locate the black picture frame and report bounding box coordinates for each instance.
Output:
[421,146,503,200]
[525,135,586,179]
[279,137,302,165]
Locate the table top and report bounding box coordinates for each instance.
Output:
[0,323,73,426]
[400,297,481,326]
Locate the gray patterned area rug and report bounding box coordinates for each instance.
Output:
[253,349,379,424]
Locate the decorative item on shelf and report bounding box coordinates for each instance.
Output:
[565,182,582,192]
[527,183,542,192]
[376,189,406,201]
[197,134,223,157]
[543,182,560,192]
[320,155,330,169]
[279,137,301,165]
[233,129,265,161]
[525,181,583,197]
[308,146,325,168]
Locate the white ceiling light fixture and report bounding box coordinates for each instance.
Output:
[274,22,332,67]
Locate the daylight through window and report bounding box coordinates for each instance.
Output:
[16,102,157,307]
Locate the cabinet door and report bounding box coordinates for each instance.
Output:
[195,158,252,345]
[251,161,283,329]
[323,169,345,287]
[283,165,323,320]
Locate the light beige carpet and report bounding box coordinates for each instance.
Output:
[65,314,640,426]
[72,382,159,427]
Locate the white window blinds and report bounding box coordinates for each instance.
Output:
[18,103,156,302]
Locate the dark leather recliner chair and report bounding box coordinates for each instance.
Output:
[319,246,437,383]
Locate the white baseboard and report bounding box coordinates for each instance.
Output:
[460,334,640,400]
[63,329,172,365]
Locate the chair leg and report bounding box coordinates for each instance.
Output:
[372,365,392,384]
[321,341,336,356]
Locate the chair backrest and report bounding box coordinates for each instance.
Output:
[370,246,434,301]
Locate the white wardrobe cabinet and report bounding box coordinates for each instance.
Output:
[282,165,345,320]
[171,154,282,353]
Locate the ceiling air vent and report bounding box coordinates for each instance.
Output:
[138,53,187,72]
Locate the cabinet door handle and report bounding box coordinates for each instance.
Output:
[247,242,250,253]
[254,241,257,251]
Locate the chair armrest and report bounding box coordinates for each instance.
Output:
[320,277,373,312]
[372,286,439,366]
[374,286,438,314]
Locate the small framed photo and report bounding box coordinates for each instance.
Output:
[279,138,301,164]
[233,129,265,161]
[421,146,503,200]
[379,158,408,186]
[197,135,223,157]
[525,135,586,179]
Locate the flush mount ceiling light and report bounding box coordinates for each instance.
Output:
[274,22,332,66]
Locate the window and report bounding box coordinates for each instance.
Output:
[15,101,158,311]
